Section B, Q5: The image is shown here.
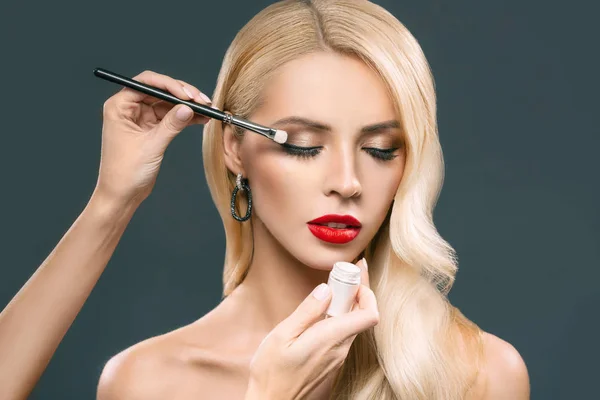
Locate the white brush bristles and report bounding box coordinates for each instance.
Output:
[273,129,288,144]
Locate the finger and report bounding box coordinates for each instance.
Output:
[141,96,164,106]
[350,258,369,312]
[299,284,379,349]
[116,70,195,105]
[358,258,369,288]
[353,283,377,312]
[275,283,332,340]
[153,102,209,124]
[152,101,210,125]
[154,104,195,142]
[175,79,212,105]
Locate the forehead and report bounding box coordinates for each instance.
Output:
[255,52,396,127]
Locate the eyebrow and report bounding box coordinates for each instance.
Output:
[269,116,402,134]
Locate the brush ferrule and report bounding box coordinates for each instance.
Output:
[223,111,233,125]
[230,115,275,140]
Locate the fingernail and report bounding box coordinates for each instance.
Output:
[312,283,330,301]
[362,258,368,270]
[176,105,193,121]
[182,86,195,99]
[196,91,212,104]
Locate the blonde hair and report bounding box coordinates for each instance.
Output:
[202,0,484,398]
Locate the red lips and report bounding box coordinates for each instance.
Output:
[307,214,362,244]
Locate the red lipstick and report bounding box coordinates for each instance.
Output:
[307,214,362,244]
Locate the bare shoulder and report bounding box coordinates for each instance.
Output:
[96,311,251,400]
[475,331,531,400]
[96,334,183,400]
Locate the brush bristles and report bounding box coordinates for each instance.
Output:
[273,129,288,144]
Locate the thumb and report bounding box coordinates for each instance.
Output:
[277,283,332,339]
[157,104,194,140]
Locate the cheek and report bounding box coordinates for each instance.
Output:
[363,160,405,214]
[247,155,317,217]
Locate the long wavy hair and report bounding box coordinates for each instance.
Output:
[202,0,485,398]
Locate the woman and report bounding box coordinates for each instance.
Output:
[0,0,529,399]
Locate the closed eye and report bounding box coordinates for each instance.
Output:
[363,147,399,161]
[281,143,322,158]
[281,144,400,161]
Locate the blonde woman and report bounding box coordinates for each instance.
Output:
[0,1,529,399]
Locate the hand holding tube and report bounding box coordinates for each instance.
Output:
[245,259,378,400]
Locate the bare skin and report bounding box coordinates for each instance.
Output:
[97,296,529,400]
[97,273,334,399]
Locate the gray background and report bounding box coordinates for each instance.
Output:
[0,0,597,398]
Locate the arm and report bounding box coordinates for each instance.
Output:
[0,69,210,400]
[0,190,139,400]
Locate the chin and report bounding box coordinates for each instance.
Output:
[274,226,371,271]
[293,241,365,271]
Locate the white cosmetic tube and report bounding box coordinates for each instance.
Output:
[325,261,361,317]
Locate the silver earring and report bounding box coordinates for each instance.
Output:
[231,173,252,222]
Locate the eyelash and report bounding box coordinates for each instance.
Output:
[281,144,399,161]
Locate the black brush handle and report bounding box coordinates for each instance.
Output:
[93,68,225,121]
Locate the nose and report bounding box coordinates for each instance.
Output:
[324,146,362,199]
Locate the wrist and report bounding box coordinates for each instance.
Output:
[87,188,141,223]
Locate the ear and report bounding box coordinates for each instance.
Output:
[222,124,245,176]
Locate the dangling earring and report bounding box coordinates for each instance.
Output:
[230,173,252,222]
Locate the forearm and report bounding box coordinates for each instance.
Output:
[0,191,139,400]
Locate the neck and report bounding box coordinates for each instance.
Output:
[226,217,330,335]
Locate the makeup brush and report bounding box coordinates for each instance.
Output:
[93,68,288,144]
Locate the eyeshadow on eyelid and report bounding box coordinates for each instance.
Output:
[365,137,403,146]
[285,131,317,144]
[284,127,404,145]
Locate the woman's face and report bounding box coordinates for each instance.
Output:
[224,51,405,271]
